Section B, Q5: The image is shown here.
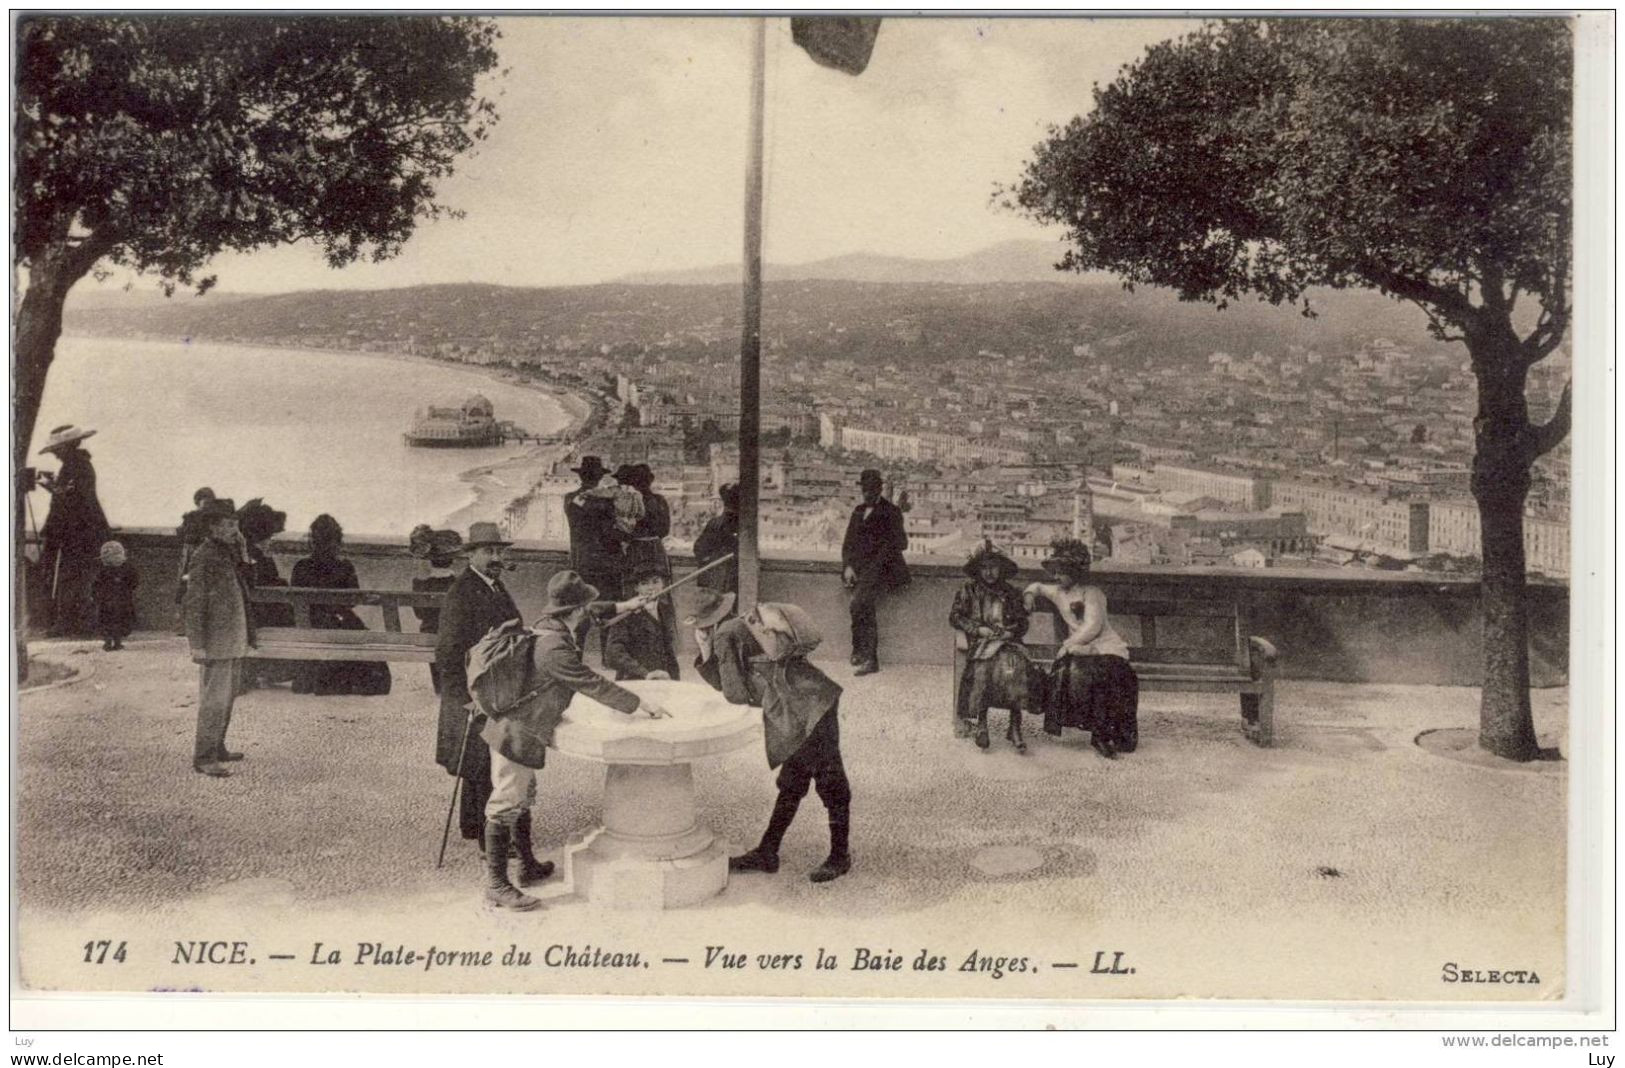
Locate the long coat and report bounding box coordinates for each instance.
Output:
[184,538,251,661]
[840,497,910,588]
[434,567,522,774]
[603,601,680,681]
[695,618,841,769]
[623,490,672,578]
[481,616,640,769]
[41,448,111,558]
[564,488,623,587]
[693,512,739,593]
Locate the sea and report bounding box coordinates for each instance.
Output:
[26,336,574,540]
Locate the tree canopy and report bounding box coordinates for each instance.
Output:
[1012,18,1571,361]
[16,15,503,293]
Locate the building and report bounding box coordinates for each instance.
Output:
[1427,498,1570,577]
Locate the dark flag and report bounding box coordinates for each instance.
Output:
[790,17,881,75]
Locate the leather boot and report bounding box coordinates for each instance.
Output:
[513,812,556,887]
[810,806,851,883]
[483,822,540,911]
[730,791,800,873]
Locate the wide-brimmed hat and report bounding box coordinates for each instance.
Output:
[409,524,463,563]
[1041,537,1092,578]
[236,498,287,544]
[540,570,599,617]
[858,468,884,489]
[626,463,655,491]
[684,589,736,628]
[718,482,740,509]
[195,497,238,521]
[464,521,512,550]
[571,455,607,481]
[40,424,96,455]
[612,462,637,484]
[965,539,1018,581]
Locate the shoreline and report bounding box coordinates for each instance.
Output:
[61,332,601,533]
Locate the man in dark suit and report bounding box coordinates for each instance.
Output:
[840,468,910,676]
[562,455,623,602]
[603,564,681,681]
[183,498,250,777]
[434,521,522,852]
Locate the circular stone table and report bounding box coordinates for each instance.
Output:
[551,680,761,909]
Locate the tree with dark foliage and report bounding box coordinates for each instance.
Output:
[1012,18,1571,761]
[14,15,502,675]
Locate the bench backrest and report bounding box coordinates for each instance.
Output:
[247,587,446,633]
[1030,595,1249,673]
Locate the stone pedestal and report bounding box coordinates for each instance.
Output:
[551,680,760,910]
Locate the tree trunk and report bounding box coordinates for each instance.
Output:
[1469,333,1539,761]
[13,241,96,682]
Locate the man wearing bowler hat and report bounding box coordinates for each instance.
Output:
[840,468,910,676]
[563,455,624,604]
[478,570,672,910]
[183,497,250,777]
[434,521,521,853]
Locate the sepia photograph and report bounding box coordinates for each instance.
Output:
[9,9,1612,1032]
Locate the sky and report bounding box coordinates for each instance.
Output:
[81,15,1200,295]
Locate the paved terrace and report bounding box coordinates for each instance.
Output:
[16,633,1566,1002]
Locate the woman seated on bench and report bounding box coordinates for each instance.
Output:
[1024,538,1138,760]
[290,514,392,697]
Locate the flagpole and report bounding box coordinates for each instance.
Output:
[737,17,767,612]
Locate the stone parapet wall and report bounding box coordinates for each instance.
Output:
[44,528,1567,688]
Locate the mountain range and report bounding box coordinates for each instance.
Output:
[618,239,1110,286]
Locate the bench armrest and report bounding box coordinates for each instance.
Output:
[1247,636,1279,669]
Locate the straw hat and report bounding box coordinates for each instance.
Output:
[40,424,96,455]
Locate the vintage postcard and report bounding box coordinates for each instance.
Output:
[10,11,1612,1027]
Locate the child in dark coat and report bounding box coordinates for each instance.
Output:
[93,540,139,651]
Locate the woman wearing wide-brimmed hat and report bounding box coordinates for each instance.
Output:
[1024,538,1139,759]
[36,424,111,637]
[949,540,1033,752]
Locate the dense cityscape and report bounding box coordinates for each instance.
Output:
[68,262,1571,578]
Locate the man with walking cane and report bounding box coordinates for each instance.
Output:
[434,522,522,857]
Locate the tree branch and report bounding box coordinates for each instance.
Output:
[1525,380,1571,461]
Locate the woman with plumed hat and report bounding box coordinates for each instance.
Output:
[949,539,1033,752]
[290,514,391,696]
[236,498,296,689]
[1024,538,1138,759]
[36,424,112,637]
[408,524,462,695]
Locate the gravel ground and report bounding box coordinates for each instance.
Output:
[16,634,1568,1001]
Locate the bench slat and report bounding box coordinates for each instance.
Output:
[1127,646,1247,665]
[252,627,437,664]
[248,587,447,608]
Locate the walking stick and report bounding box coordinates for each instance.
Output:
[437,708,477,869]
[601,553,735,628]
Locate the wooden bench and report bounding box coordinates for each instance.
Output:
[246,587,445,663]
[953,593,1280,746]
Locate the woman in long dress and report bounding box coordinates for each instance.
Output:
[1025,538,1139,759]
[290,514,391,696]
